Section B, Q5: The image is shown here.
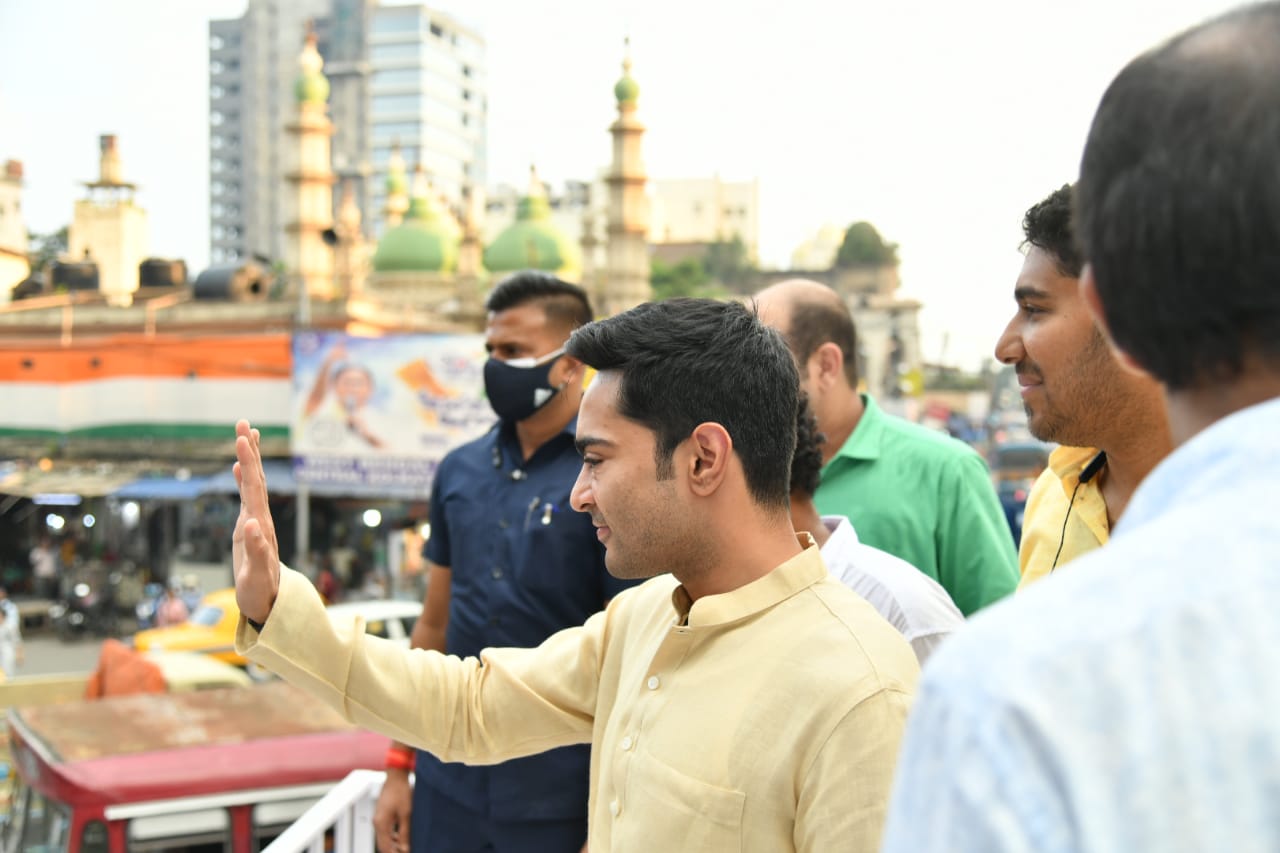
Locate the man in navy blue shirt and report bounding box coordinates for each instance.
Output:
[374,271,634,853]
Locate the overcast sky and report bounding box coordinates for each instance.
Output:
[0,0,1243,368]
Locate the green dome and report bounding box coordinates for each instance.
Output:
[385,167,407,196]
[294,31,330,105]
[485,167,579,274]
[385,145,408,195]
[373,192,458,273]
[295,70,330,104]
[614,73,639,105]
[484,197,580,274]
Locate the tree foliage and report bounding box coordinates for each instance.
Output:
[835,221,898,268]
[704,234,754,289]
[27,226,69,274]
[651,257,721,300]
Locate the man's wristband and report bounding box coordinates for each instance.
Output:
[385,746,414,771]
[247,616,266,633]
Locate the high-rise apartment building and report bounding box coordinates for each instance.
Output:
[367,4,486,225]
[208,1,485,265]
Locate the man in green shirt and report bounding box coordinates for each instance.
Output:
[756,280,1017,615]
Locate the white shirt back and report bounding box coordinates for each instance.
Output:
[819,515,965,664]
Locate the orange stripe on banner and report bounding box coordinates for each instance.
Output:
[0,333,292,383]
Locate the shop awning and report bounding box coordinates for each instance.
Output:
[112,475,212,501]
[200,459,297,496]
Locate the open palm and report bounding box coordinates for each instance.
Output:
[232,420,281,623]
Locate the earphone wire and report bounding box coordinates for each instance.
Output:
[1049,450,1107,573]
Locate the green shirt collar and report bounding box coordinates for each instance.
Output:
[830,394,884,463]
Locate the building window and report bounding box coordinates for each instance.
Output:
[373,94,421,115]
[372,68,421,88]
[429,22,443,37]
[371,121,422,140]
[371,11,419,35]
[211,60,224,73]
[210,35,225,50]
[371,42,421,62]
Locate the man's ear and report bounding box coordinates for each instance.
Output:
[1081,264,1148,377]
[807,342,846,391]
[685,423,732,497]
[556,354,587,388]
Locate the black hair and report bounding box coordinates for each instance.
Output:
[789,391,826,498]
[567,298,798,510]
[1022,184,1083,278]
[485,270,593,332]
[783,298,859,387]
[1076,2,1280,390]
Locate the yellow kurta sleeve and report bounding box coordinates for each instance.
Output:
[236,566,600,763]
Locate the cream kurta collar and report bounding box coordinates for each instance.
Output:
[669,534,827,628]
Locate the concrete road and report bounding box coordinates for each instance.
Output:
[14,631,118,677]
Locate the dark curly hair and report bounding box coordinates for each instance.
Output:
[789,391,826,498]
[1022,184,1083,278]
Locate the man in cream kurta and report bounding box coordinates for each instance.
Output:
[232,299,918,852]
[240,542,915,852]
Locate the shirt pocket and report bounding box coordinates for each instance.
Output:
[621,749,745,851]
[515,500,596,592]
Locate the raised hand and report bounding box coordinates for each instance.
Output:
[232,420,281,623]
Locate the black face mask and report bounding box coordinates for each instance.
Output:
[482,347,567,423]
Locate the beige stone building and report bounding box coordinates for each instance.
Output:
[0,160,29,303]
[68,136,149,306]
[648,176,759,262]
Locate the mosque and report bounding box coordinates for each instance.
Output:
[276,26,651,329]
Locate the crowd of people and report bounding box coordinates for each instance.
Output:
[225,4,1280,850]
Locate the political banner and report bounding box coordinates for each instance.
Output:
[291,331,495,495]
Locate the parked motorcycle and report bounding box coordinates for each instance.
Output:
[49,573,122,641]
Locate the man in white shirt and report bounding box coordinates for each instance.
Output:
[883,6,1280,850]
[789,393,964,664]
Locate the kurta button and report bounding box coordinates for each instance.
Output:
[609,799,620,817]
[492,567,504,579]
[498,519,510,529]
[646,676,660,690]
[620,735,633,751]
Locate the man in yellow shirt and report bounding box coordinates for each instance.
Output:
[995,184,1170,586]
[230,298,918,852]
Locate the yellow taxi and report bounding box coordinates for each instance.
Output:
[132,587,245,667]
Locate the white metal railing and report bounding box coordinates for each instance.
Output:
[263,770,390,853]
